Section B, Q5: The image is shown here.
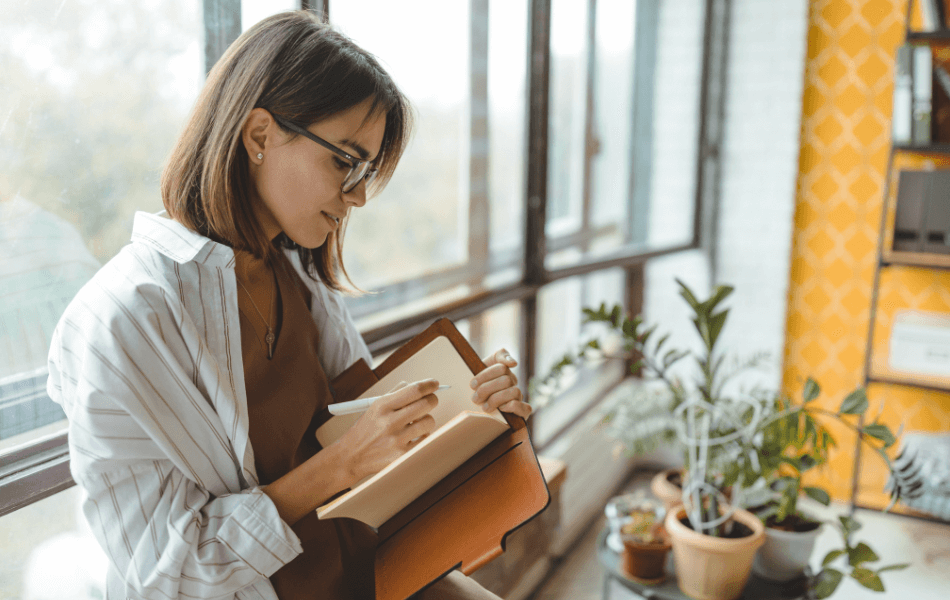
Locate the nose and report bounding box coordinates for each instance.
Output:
[343,180,368,208]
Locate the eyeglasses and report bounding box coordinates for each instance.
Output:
[272,115,379,194]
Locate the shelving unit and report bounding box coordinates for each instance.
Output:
[852,0,950,521]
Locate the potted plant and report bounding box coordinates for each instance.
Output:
[729,378,921,590]
[618,503,672,583]
[531,280,922,600]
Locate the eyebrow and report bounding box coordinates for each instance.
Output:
[339,139,372,161]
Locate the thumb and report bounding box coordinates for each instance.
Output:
[485,348,517,367]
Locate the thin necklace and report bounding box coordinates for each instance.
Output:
[236,271,277,360]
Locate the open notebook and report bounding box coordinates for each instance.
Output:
[315,335,510,528]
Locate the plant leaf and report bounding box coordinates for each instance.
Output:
[877,563,910,573]
[610,305,622,327]
[822,549,846,566]
[803,378,820,402]
[851,567,885,592]
[703,284,735,313]
[804,486,831,506]
[707,309,729,349]
[848,542,880,566]
[862,423,897,448]
[676,279,701,310]
[839,515,862,537]
[839,389,869,415]
[814,568,844,599]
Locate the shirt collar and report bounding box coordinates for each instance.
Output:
[131,211,236,269]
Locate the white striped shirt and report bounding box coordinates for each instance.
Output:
[47,211,372,600]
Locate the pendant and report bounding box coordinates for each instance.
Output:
[265,327,275,360]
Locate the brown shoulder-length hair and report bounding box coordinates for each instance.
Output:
[161,10,412,293]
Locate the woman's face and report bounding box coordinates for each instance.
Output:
[243,97,386,249]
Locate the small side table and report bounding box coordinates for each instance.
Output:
[596,528,799,600]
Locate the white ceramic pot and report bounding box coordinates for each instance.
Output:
[751,521,822,582]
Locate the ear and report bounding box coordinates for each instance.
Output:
[242,107,275,164]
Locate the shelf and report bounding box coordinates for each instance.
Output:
[893,144,950,153]
[867,373,950,394]
[907,30,950,43]
[881,249,950,269]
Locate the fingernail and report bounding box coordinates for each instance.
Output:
[472,392,480,403]
[482,403,491,412]
[470,378,478,389]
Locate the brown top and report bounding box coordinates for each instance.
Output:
[236,251,374,600]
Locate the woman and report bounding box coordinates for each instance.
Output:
[47,11,530,600]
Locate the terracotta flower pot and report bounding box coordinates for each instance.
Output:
[650,468,684,510]
[752,521,822,582]
[621,531,672,583]
[665,504,765,600]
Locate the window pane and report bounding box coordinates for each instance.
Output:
[0,0,202,449]
[544,0,705,272]
[590,0,635,231]
[0,486,107,599]
[334,1,470,290]
[647,0,704,248]
[457,301,522,373]
[242,0,299,31]
[533,269,626,447]
[334,1,526,325]
[546,0,588,234]
[488,0,528,277]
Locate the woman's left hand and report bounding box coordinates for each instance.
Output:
[470,349,532,419]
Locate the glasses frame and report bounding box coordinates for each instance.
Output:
[272,115,378,193]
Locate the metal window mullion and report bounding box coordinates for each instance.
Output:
[627,0,659,246]
[521,0,552,437]
[694,0,732,282]
[578,0,598,262]
[301,0,329,19]
[203,0,242,74]
[467,0,492,351]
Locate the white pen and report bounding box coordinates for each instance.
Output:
[328,385,452,416]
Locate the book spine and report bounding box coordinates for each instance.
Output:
[894,44,914,145]
[913,45,933,146]
[922,0,941,31]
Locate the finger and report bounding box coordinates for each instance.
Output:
[383,379,440,411]
[402,414,436,443]
[470,364,517,390]
[394,392,439,423]
[480,386,522,412]
[482,348,518,368]
[472,373,517,404]
[498,399,532,419]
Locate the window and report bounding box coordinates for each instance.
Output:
[2,2,722,576]
[0,0,203,454]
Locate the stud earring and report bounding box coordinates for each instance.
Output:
[257,153,263,160]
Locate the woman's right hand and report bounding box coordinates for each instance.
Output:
[334,379,441,485]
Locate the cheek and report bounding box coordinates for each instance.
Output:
[258,155,334,218]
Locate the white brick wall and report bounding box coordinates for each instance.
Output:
[715,0,809,388]
[646,0,809,391]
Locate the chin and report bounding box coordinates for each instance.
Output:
[285,230,329,250]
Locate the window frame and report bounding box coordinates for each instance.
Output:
[0,0,728,517]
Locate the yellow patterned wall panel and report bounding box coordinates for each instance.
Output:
[783,0,950,512]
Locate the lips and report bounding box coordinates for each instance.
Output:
[322,212,341,227]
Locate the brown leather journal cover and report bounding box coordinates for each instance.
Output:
[328,318,551,600]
